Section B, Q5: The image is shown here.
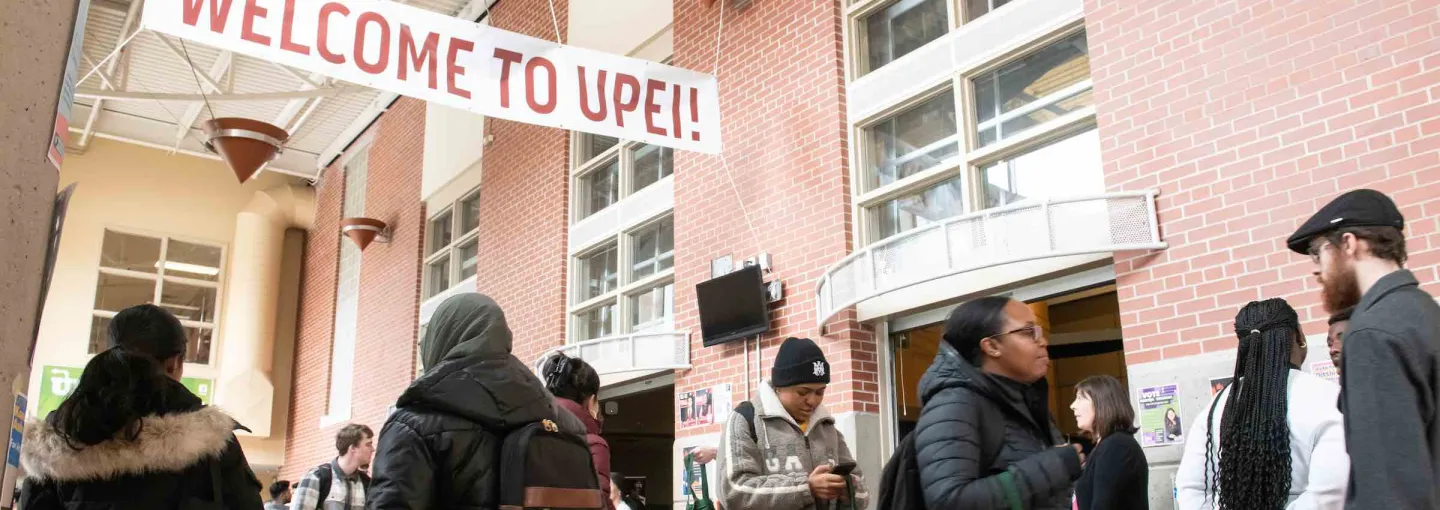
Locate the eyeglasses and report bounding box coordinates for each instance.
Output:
[986,324,1045,343]
[1307,240,1332,264]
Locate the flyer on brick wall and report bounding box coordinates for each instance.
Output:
[1139,384,1184,447]
[1311,360,1339,384]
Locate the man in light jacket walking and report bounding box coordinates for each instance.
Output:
[715,337,868,510]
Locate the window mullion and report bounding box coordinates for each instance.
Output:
[155,238,170,307]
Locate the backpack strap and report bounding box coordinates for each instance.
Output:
[314,463,333,504]
[734,401,757,441]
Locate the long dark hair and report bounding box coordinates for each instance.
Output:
[1204,298,1297,509]
[941,296,1014,365]
[542,353,600,403]
[49,347,174,449]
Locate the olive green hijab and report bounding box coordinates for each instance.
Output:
[419,293,513,372]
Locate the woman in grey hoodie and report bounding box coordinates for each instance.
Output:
[716,337,869,510]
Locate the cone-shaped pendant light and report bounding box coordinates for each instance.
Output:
[340,217,390,251]
[202,118,289,183]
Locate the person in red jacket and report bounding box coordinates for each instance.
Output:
[543,353,612,510]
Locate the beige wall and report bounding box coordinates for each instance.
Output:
[567,0,673,59]
[29,139,301,467]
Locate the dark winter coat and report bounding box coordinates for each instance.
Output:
[365,293,585,510]
[555,397,614,510]
[1075,432,1148,510]
[914,343,1081,510]
[19,379,263,510]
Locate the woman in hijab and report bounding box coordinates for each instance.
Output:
[366,293,585,509]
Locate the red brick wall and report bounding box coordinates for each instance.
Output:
[671,0,878,439]
[1086,0,1440,363]
[475,0,571,366]
[282,98,427,480]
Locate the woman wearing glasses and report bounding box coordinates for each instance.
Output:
[914,296,1083,510]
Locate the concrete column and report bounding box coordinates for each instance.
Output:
[214,185,315,437]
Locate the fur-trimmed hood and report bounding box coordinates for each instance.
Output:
[21,406,239,482]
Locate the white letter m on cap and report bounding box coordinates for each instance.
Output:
[813,361,826,377]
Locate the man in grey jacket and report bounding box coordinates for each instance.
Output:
[716,337,869,510]
[1287,188,1440,510]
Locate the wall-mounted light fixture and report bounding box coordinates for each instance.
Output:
[340,217,391,251]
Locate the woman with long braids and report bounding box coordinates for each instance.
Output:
[1175,298,1349,509]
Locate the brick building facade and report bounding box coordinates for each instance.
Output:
[276,0,1440,506]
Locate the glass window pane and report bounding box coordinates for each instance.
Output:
[581,304,616,341]
[89,316,111,354]
[160,280,218,323]
[579,134,620,162]
[631,217,675,281]
[581,158,620,218]
[630,283,674,331]
[185,327,213,364]
[632,145,674,192]
[427,256,451,298]
[974,32,1092,147]
[866,90,958,190]
[164,240,222,282]
[428,211,454,255]
[864,0,949,74]
[981,129,1103,208]
[458,193,481,233]
[100,231,161,273]
[966,0,1011,22]
[457,239,479,280]
[95,273,156,312]
[580,245,619,300]
[873,176,966,240]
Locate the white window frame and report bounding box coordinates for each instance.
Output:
[423,186,481,300]
[568,212,677,342]
[321,139,371,428]
[570,136,674,224]
[90,228,227,367]
[849,25,1098,247]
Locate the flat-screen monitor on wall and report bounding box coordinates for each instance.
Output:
[697,265,770,347]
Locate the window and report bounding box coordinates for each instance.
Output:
[327,148,368,423]
[852,30,1099,246]
[862,0,949,75]
[90,231,224,364]
[864,90,959,191]
[974,32,1092,147]
[570,216,676,341]
[964,0,1011,22]
[424,188,481,299]
[573,134,675,221]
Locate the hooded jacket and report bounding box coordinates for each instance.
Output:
[914,343,1080,510]
[19,378,263,510]
[365,294,585,510]
[555,397,614,510]
[714,381,869,510]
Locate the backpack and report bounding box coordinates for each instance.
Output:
[313,462,371,505]
[498,418,605,510]
[876,395,1013,510]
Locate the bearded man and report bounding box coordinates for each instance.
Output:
[1287,188,1440,510]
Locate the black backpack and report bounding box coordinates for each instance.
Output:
[876,396,1008,510]
[499,418,604,509]
[313,462,371,505]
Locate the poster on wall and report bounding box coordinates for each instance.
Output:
[1311,360,1339,384]
[2,393,27,509]
[677,384,732,428]
[29,184,77,367]
[1139,384,1184,447]
[36,366,83,420]
[48,0,91,170]
[680,446,702,496]
[181,377,215,405]
[1209,376,1233,397]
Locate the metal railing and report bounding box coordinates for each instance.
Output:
[533,330,692,376]
[816,190,1166,326]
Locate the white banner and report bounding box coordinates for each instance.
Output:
[142,0,722,153]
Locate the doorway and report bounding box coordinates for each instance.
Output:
[888,287,1128,442]
[602,385,675,510]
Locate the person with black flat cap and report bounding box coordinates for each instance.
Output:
[1287,188,1440,510]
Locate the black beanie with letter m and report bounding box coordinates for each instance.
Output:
[771,337,831,388]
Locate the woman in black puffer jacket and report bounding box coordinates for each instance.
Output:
[366,293,585,509]
[914,296,1083,510]
[20,348,263,510]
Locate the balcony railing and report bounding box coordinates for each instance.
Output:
[816,190,1166,326]
[533,331,692,378]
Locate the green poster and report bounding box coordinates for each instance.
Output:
[182,377,214,405]
[36,365,83,420]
